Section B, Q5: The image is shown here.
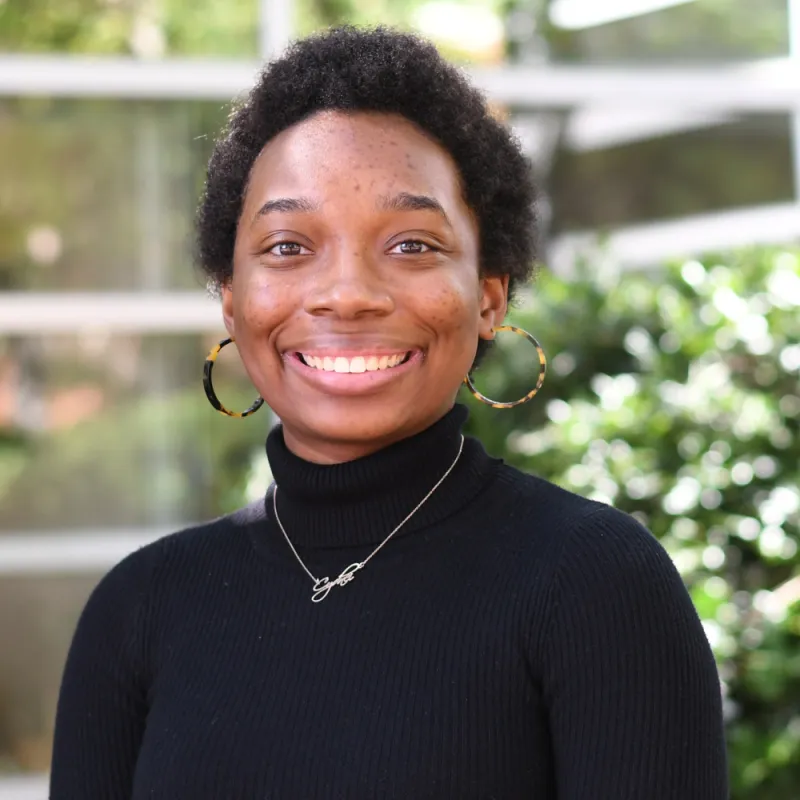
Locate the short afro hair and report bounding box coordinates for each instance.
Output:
[197,25,538,328]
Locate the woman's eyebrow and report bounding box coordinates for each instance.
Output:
[251,192,452,228]
[253,196,320,223]
[378,192,452,229]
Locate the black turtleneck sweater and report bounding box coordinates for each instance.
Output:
[50,405,728,799]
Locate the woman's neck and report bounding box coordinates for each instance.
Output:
[264,403,499,549]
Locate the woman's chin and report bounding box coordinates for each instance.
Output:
[277,399,446,462]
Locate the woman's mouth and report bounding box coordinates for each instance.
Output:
[295,352,412,373]
[286,349,422,396]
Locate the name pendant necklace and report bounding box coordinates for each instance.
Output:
[272,435,464,603]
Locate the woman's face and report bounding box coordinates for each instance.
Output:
[223,110,507,463]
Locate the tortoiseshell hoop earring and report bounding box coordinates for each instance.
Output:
[463,325,546,409]
[203,337,264,418]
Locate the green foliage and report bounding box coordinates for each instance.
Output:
[0,0,259,57]
[462,246,800,798]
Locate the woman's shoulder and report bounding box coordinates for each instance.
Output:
[490,467,694,637]
[157,498,267,564]
[488,460,616,532]
[487,462,671,575]
[83,500,266,616]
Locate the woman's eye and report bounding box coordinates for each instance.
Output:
[268,242,306,256]
[392,240,435,255]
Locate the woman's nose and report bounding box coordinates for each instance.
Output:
[302,251,395,319]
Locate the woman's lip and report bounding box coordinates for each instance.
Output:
[286,348,416,359]
[284,349,424,396]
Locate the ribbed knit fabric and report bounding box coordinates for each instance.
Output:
[50,404,729,799]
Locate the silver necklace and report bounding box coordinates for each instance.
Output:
[272,435,465,603]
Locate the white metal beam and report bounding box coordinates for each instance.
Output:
[259,0,295,61]
[0,530,169,575]
[789,0,800,199]
[550,0,696,30]
[0,291,221,334]
[0,776,47,800]
[0,56,260,100]
[477,57,800,111]
[1,55,800,111]
[548,201,800,274]
[563,107,731,151]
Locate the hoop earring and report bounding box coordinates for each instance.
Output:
[463,325,546,409]
[203,337,264,418]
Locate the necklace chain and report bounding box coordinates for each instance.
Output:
[272,435,465,603]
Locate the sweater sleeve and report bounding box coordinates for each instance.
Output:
[49,541,161,800]
[538,506,729,799]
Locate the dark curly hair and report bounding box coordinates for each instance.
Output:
[197,26,538,362]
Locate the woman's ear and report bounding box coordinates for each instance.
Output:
[220,282,236,339]
[478,274,509,340]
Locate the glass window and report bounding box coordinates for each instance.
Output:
[0,574,102,775]
[549,113,794,233]
[0,332,269,535]
[506,0,795,234]
[518,0,791,64]
[0,98,229,292]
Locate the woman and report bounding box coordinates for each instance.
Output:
[50,26,728,799]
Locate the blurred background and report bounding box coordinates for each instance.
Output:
[0,0,799,797]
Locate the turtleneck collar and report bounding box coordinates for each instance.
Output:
[264,404,499,549]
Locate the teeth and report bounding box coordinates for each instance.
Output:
[301,352,409,373]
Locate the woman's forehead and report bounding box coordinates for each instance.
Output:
[243,111,467,218]
[261,110,435,153]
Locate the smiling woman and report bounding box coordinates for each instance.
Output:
[49,25,728,800]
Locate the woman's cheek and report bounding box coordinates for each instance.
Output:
[238,277,288,335]
[422,283,480,336]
